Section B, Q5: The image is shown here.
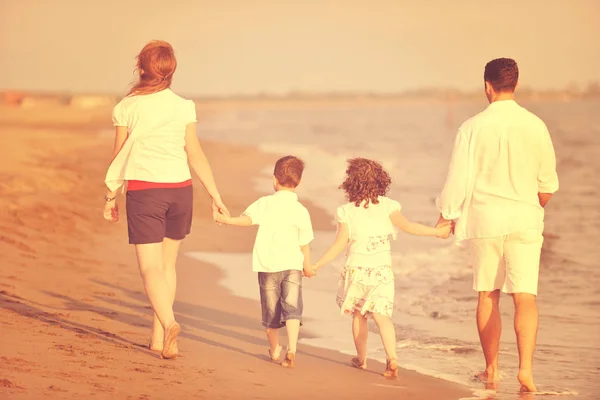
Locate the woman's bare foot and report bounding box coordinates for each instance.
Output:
[160,322,181,360]
[518,369,537,393]
[474,369,500,383]
[382,359,398,378]
[281,351,295,368]
[148,341,163,352]
[268,344,282,362]
[351,357,367,370]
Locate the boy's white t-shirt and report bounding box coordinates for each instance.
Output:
[336,196,401,268]
[244,190,314,273]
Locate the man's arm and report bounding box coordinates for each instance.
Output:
[537,125,559,207]
[436,128,470,221]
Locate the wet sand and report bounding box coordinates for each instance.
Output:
[0,102,471,399]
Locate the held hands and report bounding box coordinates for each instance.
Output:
[211,196,230,224]
[303,265,318,278]
[435,214,454,239]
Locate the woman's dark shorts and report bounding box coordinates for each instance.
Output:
[125,186,193,245]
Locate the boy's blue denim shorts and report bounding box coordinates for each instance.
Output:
[258,270,303,329]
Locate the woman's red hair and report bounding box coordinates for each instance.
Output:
[128,40,177,96]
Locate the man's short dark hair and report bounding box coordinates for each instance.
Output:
[274,155,304,188]
[484,58,519,93]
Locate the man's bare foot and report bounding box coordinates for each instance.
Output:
[161,322,181,360]
[474,370,500,383]
[351,357,367,370]
[518,369,537,393]
[268,344,282,362]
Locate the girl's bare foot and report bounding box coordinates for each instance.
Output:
[382,359,398,378]
[351,357,367,370]
[268,344,282,362]
[161,322,181,360]
[281,351,295,368]
[474,370,500,383]
[518,369,537,393]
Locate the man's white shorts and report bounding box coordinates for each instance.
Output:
[469,229,544,295]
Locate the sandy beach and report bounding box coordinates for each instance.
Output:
[0,102,471,400]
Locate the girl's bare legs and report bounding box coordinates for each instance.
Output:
[372,313,398,377]
[150,238,181,350]
[352,310,368,368]
[135,242,180,358]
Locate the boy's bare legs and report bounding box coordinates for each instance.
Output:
[150,238,181,350]
[476,290,501,382]
[352,310,368,367]
[285,319,300,354]
[512,293,538,392]
[266,327,282,360]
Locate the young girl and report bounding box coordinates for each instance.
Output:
[103,41,229,359]
[309,158,452,377]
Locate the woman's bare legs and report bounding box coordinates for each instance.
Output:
[135,241,180,358]
[352,310,368,368]
[149,238,181,350]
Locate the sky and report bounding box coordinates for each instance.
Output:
[0,0,598,96]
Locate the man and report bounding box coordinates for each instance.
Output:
[436,58,559,393]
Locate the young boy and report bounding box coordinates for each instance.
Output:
[214,155,313,367]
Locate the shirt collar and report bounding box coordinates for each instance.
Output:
[274,190,298,200]
[487,99,518,109]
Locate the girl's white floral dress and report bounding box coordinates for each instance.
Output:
[335,196,401,318]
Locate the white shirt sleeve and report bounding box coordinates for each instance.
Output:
[437,128,470,220]
[112,102,128,127]
[185,100,197,124]
[297,207,314,246]
[538,125,559,194]
[242,198,263,225]
[386,198,402,214]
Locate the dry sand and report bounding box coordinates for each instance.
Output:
[0,103,471,399]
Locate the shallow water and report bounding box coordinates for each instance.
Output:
[191,98,600,399]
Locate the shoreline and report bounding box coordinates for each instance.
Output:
[0,104,472,399]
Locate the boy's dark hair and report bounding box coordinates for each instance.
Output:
[484,58,519,93]
[339,158,391,208]
[274,155,304,188]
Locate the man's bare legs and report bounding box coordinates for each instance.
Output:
[149,238,181,350]
[512,293,538,392]
[351,310,368,368]
[476,290,501,382]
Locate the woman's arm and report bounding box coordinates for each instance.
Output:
[390,210,450,237]
[184,123,229,216]
[105,126,129,198]
[314,222,349,272]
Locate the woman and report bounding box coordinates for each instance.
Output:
[103,40,228,359]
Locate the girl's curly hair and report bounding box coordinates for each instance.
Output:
[339,158,391,208]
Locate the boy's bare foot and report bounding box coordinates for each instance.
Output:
[281,351,295,368]
[474,369,500,383]
[518,369,537,393]
[351,357,367,370]
[161,322,181,360]
[382,359,398,378]
[268,344,282,362]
